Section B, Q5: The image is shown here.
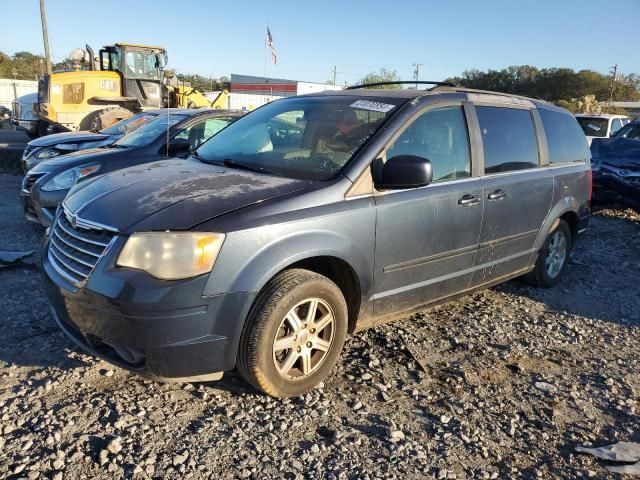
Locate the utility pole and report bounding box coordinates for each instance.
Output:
[608,64,618,106]
[39,0,52,74]
[332,65,338,86]
[413,63,423,89]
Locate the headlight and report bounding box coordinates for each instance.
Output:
[35,148,62,160]
[116,232,225,280]
[41,164,101,191]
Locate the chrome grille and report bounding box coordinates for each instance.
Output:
[22,145,36,159]
[21,173,45,194]
[48,210,116,285]
[12,101,21,118]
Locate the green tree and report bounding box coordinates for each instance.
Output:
[447,65,640,103]
[357,68,401,88]
[178,74,230,92]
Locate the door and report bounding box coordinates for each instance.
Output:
[373,104,483,317]
[172,116,237,151]
[472,105,553,286]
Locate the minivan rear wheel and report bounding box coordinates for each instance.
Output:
[237,269,348,397]
[524,219,572,287]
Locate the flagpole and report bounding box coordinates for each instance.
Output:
[263,23,267,77]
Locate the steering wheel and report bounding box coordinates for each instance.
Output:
[323,139,349,152]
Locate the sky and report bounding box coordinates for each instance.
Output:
[1,0,639,85]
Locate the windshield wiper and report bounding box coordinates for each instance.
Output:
[196,155,272,175]
[222,159,272,175]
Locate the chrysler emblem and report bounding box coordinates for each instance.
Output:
[70,215,78,228]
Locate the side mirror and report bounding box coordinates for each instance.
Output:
[167,138,191,155]
[375,155,433,190]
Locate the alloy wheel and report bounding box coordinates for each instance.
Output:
[546,230,567,278]
[272,298,335,380]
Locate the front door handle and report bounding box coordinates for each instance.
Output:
[458,194,480,206]
[487,189,507,201]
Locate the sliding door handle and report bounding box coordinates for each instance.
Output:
[458,194,480,206]
[487,189,507,201]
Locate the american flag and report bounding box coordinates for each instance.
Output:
[266,27,277,65]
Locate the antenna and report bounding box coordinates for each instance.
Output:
[166,105,171,156]
[166,70,170,156]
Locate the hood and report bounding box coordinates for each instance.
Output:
[64,159,310,232]
[28,131,110,147]
[32,147,123,171]
[592,137,640,170]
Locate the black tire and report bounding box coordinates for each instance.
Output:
[524,219,572,288]
[237,269,348,398]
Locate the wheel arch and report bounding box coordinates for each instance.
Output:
[204,229,374,333]
[533,197,581,252]
[276,256,362,333]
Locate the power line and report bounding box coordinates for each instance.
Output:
[39,0,52,74]
[331,65,344,85]
[608,64,618,106]
[413,63,423,89]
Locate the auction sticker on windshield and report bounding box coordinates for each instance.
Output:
[350,100,396,113]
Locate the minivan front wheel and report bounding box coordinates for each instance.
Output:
[237,269,348,397]
[524,219,572,287]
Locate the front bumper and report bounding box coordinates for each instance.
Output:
[41,235,256,381]
[22,185,65,227]
[11,119,38,134]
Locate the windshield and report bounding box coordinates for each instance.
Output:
[114,114,186,148]
[613,122,640,140]
[99,112,158,135]
[195,96,403,180]
[123,49,164,80]
[576,117,609,137]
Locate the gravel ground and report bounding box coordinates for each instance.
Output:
[0,173,639,480]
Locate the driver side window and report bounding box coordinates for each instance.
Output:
[174,120,207,150]
[387,105,471,182]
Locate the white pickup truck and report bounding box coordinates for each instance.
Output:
[575,114,630,145]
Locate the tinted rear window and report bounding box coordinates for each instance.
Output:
[541,110,590,163]
[476,106,539,174]
[576,117,609,137]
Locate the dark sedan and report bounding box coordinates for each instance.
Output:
[20,111,161,173]
[591,120,640,209]
[22,109,243,226]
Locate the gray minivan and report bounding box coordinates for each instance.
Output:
[42,83,591,397]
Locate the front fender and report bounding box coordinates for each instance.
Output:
[202,207,376,301]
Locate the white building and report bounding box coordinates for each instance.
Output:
[0,79,38,109]
[228,74,341,111]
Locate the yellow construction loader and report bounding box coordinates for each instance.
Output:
[35,42,228,133]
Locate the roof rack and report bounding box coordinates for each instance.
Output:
[345,80,457,90]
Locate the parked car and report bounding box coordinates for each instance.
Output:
[591,120,640,209]
[22,109,243,226]
[41,86,591,397]
[0,105,10,128]
[575,114,629,145]
[21,111,161,173]
[11,92,41,138]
